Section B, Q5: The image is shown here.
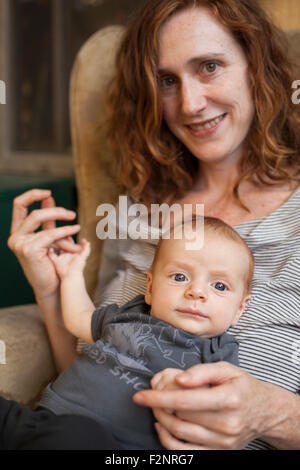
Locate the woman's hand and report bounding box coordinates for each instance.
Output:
[7,189,82,301]
[151,368,209,417]
[134,361,277,450]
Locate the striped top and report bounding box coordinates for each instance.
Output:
[92,188,300,450]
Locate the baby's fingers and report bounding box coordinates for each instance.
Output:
[66,239,91,271]
[79,238,91,261]
[151,369,183,390]
[48,246,60,263]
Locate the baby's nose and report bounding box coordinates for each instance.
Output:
[185,283,207,301]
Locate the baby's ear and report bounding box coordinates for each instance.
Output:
[232,295,251,326]
[145,271,153,305]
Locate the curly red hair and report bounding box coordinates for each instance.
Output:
[106,0,300,208]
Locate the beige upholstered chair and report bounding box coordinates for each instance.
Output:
[0,26,300,407]
[70,25,125,299]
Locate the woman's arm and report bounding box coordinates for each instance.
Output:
[259,383,300,449]
[36,292,78,373]
[134,362,300,450]
[8,189,82,373]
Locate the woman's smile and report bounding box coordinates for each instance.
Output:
[186,113,227,138]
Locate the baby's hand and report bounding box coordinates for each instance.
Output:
[151,368,184,415]
[48,238,90,280]
[151,368,184,392]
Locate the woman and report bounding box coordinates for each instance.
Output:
[8,0,300,449]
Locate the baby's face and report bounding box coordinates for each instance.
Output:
[145,231,251,337]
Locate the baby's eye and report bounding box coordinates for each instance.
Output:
[212,282,227,292]
[202,62,219,74]
[171,273,188,282]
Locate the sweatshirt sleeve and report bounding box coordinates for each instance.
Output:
[91,303,120,342]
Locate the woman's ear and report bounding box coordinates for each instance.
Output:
[145,271,153,305]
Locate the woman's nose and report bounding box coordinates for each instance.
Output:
[181,79,207,116]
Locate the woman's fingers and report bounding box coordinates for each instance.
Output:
[16,225,82,259]
[32,224,81,252]
[175,362,241,388]
[40,198,81,253]
[134,381,229,412]
[16,206,77,235]
[10,189,52,234]
[55,236,82,253]
[154,422,209,450]
[134,363,240,412]
[41,196,57,231]
[11,189,79,240]
[10,188,81,252]
[153,408,225,448]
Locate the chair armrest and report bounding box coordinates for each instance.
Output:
[0,304,57,408]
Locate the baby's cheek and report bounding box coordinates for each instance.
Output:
[212,308,236,334]
[151,299,172,323]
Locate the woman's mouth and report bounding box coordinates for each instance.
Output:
[186,113,227,137]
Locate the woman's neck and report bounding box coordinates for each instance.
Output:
[179,160,298,227]
[195,160,241,198]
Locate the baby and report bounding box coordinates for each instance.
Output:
[42,215,254,449]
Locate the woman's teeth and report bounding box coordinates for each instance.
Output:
[189,114,225,131]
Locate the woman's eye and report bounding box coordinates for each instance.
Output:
[171,273,188,282]
[202,62,219,74]
[160,76,176,89]
[213,282,227,291]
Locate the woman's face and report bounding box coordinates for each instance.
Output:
[158,7,255,167]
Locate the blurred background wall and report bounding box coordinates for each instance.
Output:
[0,0,146,176]
[260,0,300,30]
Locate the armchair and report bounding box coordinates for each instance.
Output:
[0,25,299,407]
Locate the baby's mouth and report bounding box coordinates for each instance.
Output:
[177,308,208,318]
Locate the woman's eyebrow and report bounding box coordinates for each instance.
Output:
[158,53,227,75]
